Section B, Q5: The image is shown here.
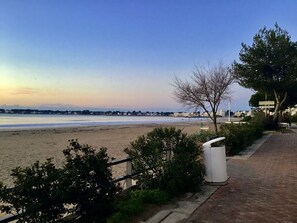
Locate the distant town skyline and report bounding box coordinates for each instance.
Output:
[1,1,296,111]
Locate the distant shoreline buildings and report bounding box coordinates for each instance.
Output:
[0,108,254,118]
[0,108,174,117]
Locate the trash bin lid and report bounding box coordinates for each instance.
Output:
[202,137,225,147]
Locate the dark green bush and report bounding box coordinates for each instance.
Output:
[160,153,204,195]
[290,114,297,123]
[190,114,266,156]
[62,140,121,222]
[241,116,252,122]
[0,159,65,223]
[124,127,205,195]
[108,189,169,223]
[249,112,266,137]
[220,123,250,155]
[190,130,218,143]
[219,114,265,155]
[0,140,121,223]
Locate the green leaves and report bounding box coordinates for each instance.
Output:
[0,140,121,223]
[234,24,297,121]
[234,24,297,92]
[108,189,170,223]
[124,127,205,195]
[62,140,121,222]
[219,113,266,155]
[0,159,65,222]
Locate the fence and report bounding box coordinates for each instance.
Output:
[110,157,135,188]
[0,149,173,223]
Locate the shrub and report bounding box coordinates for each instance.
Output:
[160,152,205,195]
[190,130,218,143]
[241,116,252,122]
[0,159,65,223]
[249,112,265,137]
[124,127,205,195]
[220,123,250,155]
[189,114,266,156]
[290,114,297,123]
[108,189,169,223]
[0,140,121,223]
[62,140,121,222]
[219,114,265,155]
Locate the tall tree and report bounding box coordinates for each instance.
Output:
[249,92,274,108]
[233,24,297,122]
[174,63,234,133]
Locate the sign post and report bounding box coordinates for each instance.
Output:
[259,101,275,115]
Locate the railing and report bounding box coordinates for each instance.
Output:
[0,148,175,223]
[0,152,173,223]
[0,215,17,223]
[109,157,135,188]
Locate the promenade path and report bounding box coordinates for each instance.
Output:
[186,130,297,223]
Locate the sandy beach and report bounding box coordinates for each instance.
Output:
[0,121,215,187]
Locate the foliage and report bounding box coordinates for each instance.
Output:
[191,114,266,155]
[220,113,266,155]
[241,116,252,122]
[174,62,234,133]
[249,91,297,112]
[220,123,255,155]
[249,92,274,108]
[233,24,297,121]
[290,114,297,123]
[160,152,204,195]
[0,140,121,223]
[62,140,121,222]
[0,159,65,223]
[250,112,270,132]
[190,130,218,143]
[108,189,169,223]
[124,127,205,195]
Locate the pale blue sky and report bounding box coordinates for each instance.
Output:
[1,0,296,111]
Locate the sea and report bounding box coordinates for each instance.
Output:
[0,114,207,130]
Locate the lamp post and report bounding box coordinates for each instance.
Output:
[228,98,231,122]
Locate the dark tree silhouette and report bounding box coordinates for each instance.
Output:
[233,24,297,122]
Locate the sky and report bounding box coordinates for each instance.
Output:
[0,0,297,112]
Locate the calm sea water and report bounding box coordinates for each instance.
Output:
[0,114,206,130]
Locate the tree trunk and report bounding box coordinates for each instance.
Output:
[212,111,218,134]
[273,90,287,122]
[214,119,218,134]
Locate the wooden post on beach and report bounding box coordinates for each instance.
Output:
[126,158,132,189]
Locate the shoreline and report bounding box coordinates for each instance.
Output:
[0,121,215,186]
[0,120,207,131]
[0,113,210,131]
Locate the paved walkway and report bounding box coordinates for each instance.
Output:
[187,130,297,223]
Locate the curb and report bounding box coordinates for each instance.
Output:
[141,133,271,223]
[141,185,219,223]
[227,133,272,160]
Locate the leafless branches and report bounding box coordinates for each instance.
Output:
[173,62,234,133]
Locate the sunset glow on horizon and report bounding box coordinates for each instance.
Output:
[1,1,296,111]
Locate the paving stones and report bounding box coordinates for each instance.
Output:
[143,131,297,223]
[187,131,297,223]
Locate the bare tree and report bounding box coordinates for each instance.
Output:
[174,63,234,133]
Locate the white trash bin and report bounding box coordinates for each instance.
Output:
[202,137,228,184]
